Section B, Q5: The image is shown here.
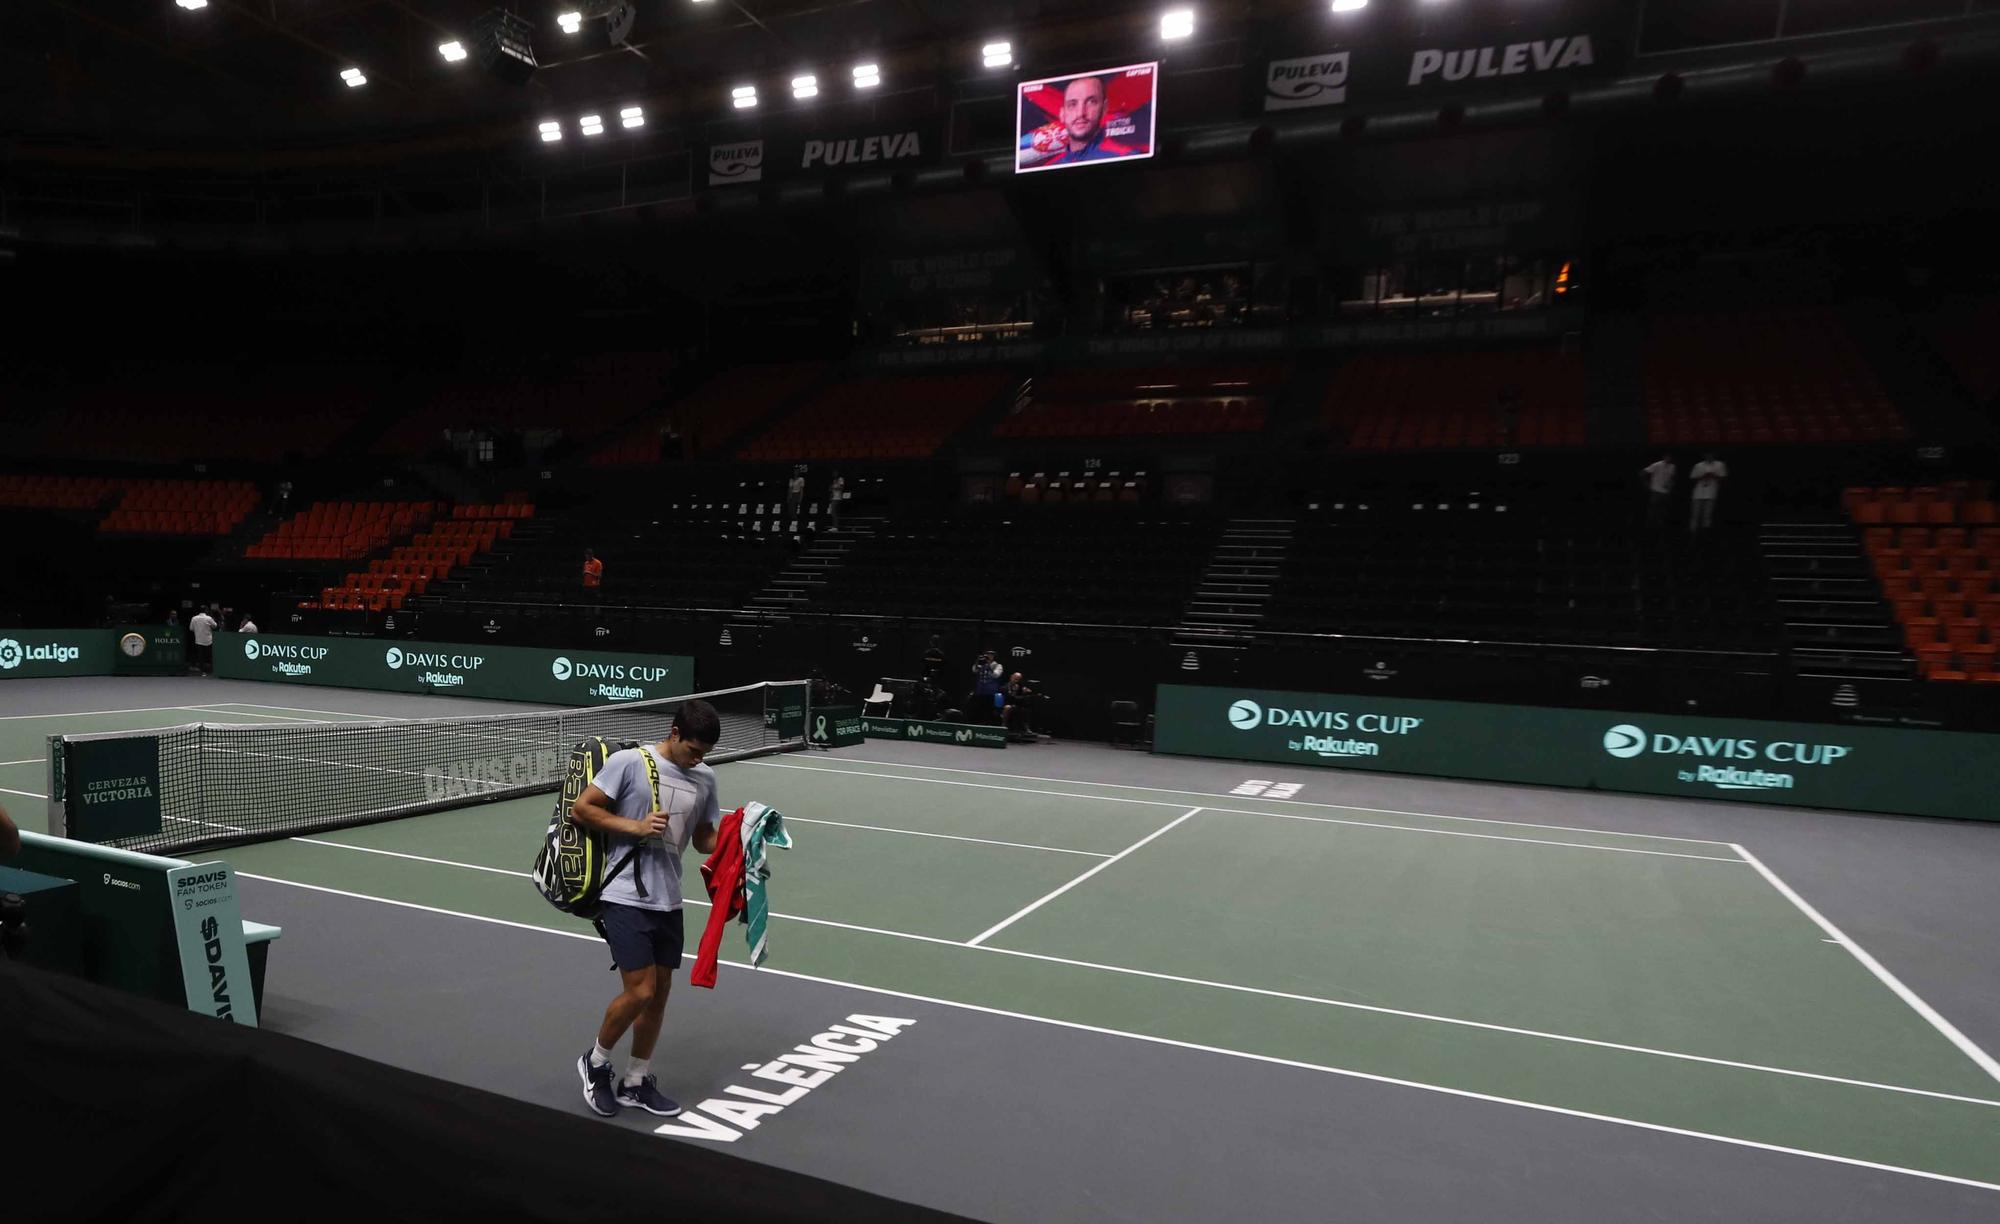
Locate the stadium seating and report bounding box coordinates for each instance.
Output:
[801,513,1219,624]
[311,503,537,612]
[0,475,121,510]
[1642,309,1908,445]
[245,501,440,562]
[1923,295,2000,405]
[1266,494,1771,649]
[98,480,261,536]
[993,365,1278,439]
[3,391,367,462]
[590,362,828,464]
[737,372,1010,461]
[371,355,676,458]
[1853,483,2000,684]
[1319,347,1586,451]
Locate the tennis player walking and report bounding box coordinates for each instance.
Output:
[569,701,722,1118]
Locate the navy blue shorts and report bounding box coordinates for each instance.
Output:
[598,903,684,973]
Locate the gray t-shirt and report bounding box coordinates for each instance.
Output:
[593,746,721,912]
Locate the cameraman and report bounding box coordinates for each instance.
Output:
[969,650,1004,723]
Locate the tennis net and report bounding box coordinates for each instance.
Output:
[48,679,809,856]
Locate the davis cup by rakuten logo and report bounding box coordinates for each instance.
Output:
[243,638,261,659]
[385,647,405,669]
[1228,700,1263,730]
[552,657,573,680]
[1603,724,1648,758]
[0,640,21,670]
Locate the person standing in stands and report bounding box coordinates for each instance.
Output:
[187,604,218,675]
[827,473,845,532]
[237,611,259,636]
[569,700,722,1119]
[1689,453,1728,533]
[786,471,805,519]
[1642,455,1677,528]
[582,549,604,602]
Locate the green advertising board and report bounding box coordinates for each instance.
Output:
[0,630,118,679]
[216,631,694,707]
[861,716,1008,749]
[64,735,164,844]
[765,690,809,740]
[113,625,186,676]
[1153,684,2000,823]
[809,706,865,748]
[11,831,264,1026]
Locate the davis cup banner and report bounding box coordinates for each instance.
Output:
[1154,684,1998,823]
[218,631,693,707]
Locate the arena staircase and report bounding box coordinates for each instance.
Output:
[1758,519,1914,682]
[734,515,883,624]
[1172,517,1294,649]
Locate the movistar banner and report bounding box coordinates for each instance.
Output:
[1155,684,1998,823]
[861,716,1007,750]
[216,631,693,707]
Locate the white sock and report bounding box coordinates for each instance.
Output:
[589,1043,613,1068]
[624,1057,651,1087]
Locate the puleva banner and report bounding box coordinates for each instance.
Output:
[1154,684,1998,823]
[217,632,693,707]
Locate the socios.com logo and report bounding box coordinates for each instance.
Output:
[1228,699,1263,731]
[0,640,21,671]
[1603,724,1648,759]
[385,647,405,670]
[552,656,573,680]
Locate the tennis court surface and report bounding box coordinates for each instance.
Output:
[11,677,2000,1223]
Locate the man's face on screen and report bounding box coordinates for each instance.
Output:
[1062,77,1106,145]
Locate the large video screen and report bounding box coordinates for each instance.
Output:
[1016,62,1158,174]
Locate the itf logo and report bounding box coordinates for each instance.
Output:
[385,647,405,670]
[1228,699,1263,731]
[0,640,20,670]
[552,657,574,680]
[1603,724,1648,758]
[242,639,261,659]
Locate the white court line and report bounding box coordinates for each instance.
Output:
[801,754,1739,847]
[968,807,1203,946]
[180,706,325,724]
[1734,843,2000,1088]
[209,702,409,721]
[1212,804,1749,864]
[784,816,1110,858]
[749,761,1730,863]
[291,838,534,877]
[227,870,2000,1196]
[0,785,46,799]
[0,758,40,767]
[0,703,246,721]
[269,834,2000,1111]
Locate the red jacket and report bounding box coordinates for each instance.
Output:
[690,807,746,988]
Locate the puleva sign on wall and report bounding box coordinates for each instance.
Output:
[1157,684,1997,823]
[219,632,693,707]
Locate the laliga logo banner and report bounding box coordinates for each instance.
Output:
[0,639,22,671]
[710,140,764,186]
[1265,52,1349,111]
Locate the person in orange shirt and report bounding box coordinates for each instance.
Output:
[582,549,605,604]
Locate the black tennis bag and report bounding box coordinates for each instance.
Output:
[531,736,653,918]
